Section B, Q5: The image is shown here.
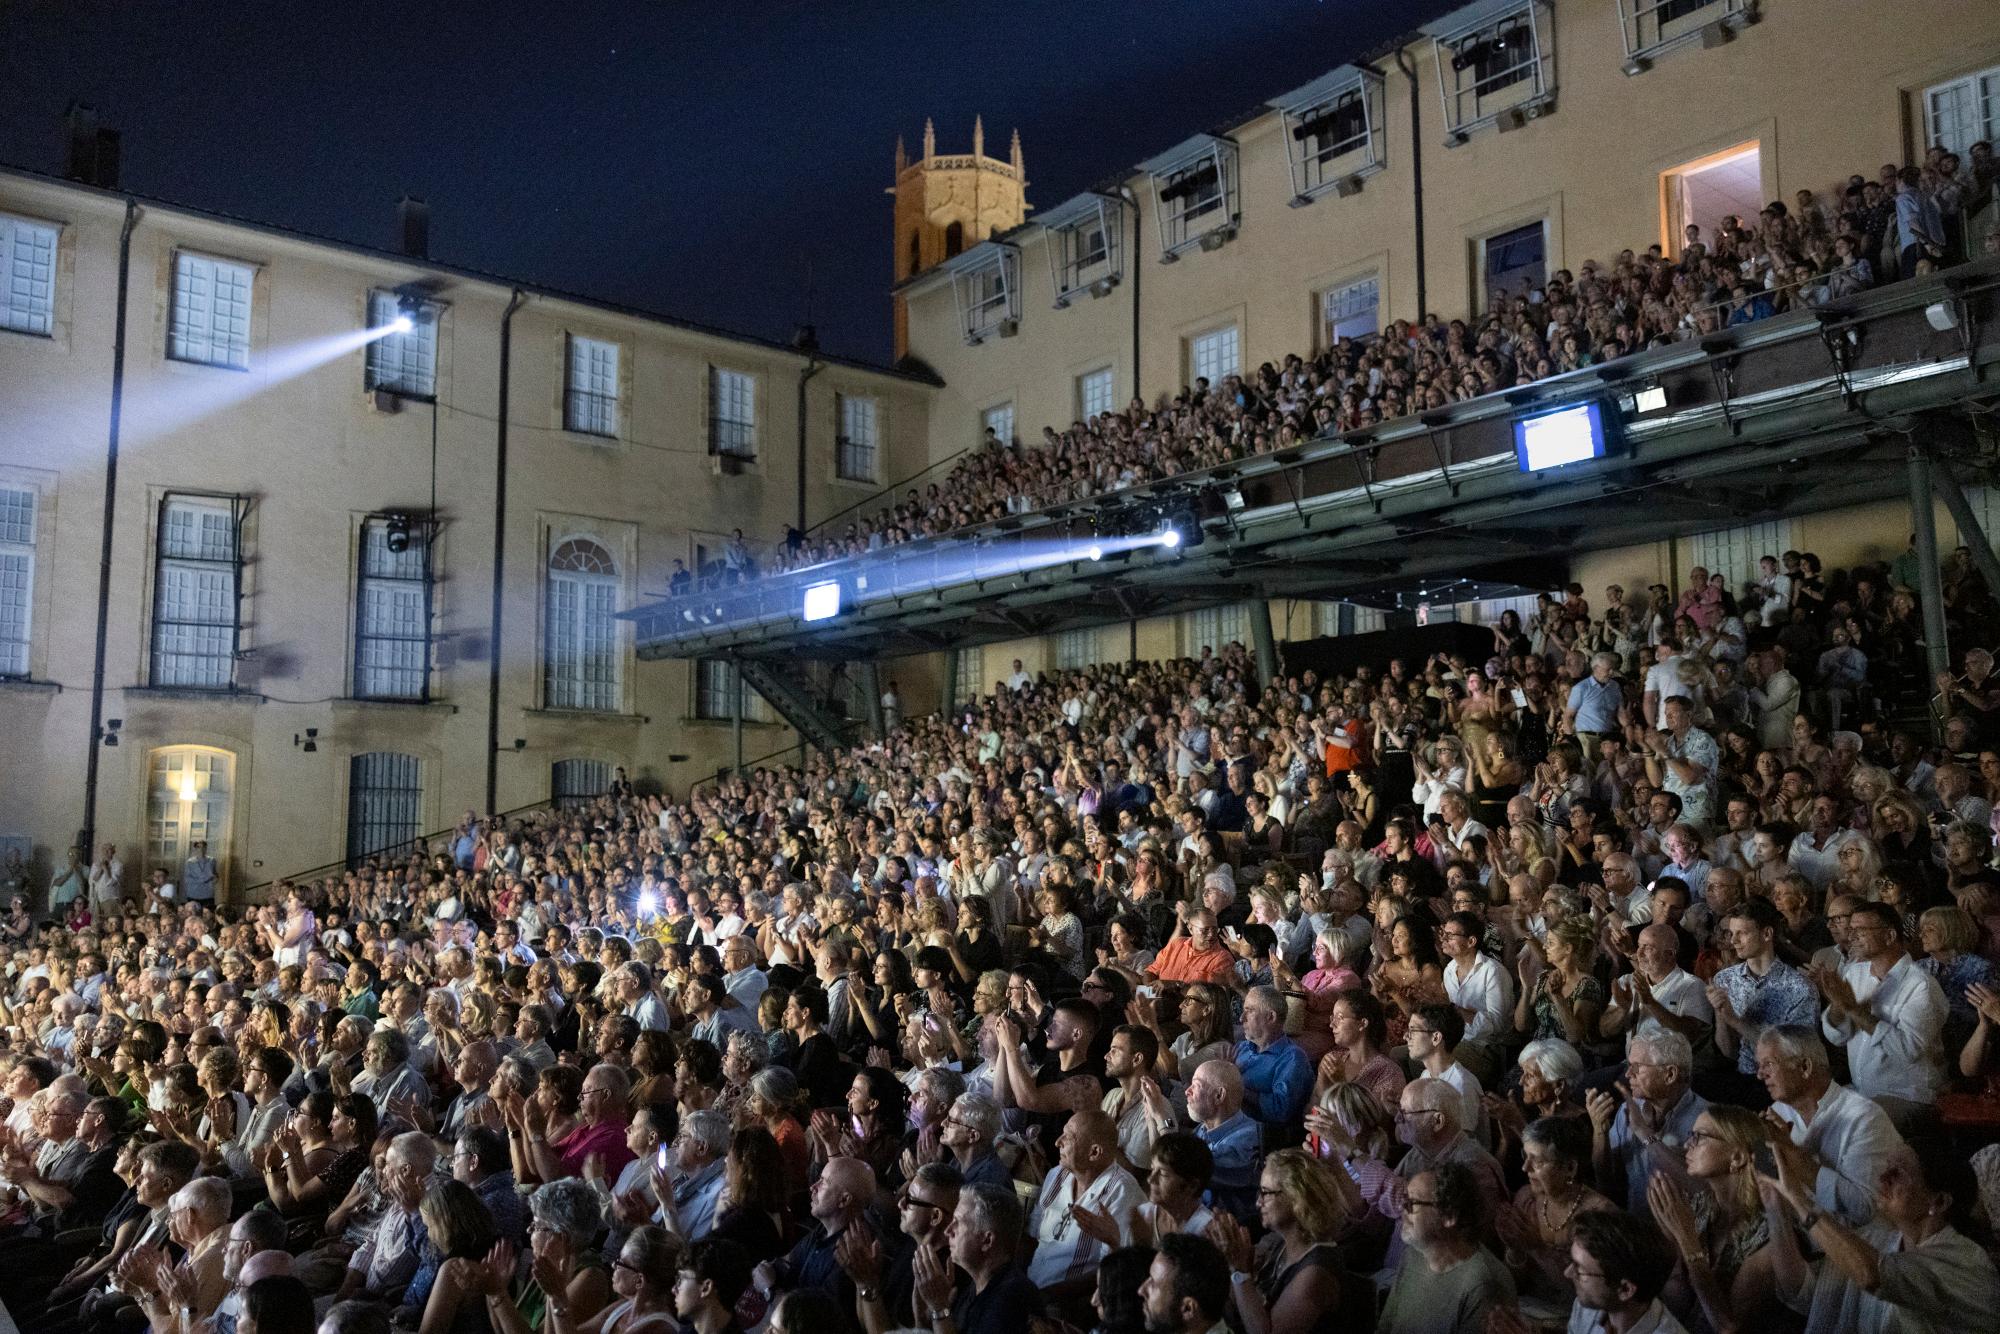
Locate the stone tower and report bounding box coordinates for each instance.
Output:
[890,116,1029,359]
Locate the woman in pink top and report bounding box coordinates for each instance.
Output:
[516,1063,637,1185]
[1279,927,1363,1064]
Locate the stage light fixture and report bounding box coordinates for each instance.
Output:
[1160,528,1182,549]
[385,513,412,554]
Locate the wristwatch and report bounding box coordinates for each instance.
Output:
[857,1286,880,1303]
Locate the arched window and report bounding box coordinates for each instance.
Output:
[943,221,964,258]
[147,745,235,882]
[347,751,421,862]
[545,537,620,712]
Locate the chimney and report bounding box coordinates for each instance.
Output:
[64,102,121,189]
[791,323,820,354]
[397,195,430,259]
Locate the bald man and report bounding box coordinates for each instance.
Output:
[756,1155,874,1309]
[1026,1108,1143,1292]
[1185,1059,1259,1222]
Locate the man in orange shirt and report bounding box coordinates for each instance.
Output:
[1148,908,1237,987]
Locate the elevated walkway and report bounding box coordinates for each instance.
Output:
[627,261,2000,663]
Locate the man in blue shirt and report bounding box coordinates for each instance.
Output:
[1564,651,1625,763]
[1232,986,1312,1147]
[1185,1058,1260,1223]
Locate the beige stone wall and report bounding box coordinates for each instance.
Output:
[0,174,930,899]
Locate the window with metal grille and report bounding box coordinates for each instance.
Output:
[1044,195,1123,304]
[837,394,880,481]
[694,659,774,722]
[982,402,1015,447]
[0,214,58,337]
[1687,520,1798,593]
[1184,604,1247,655]
[1925,65,2000,159]
[1150,139,1240,255]
[1189,326,1240,388]
[151,495,240,689]
[168,252,253,369]
[365,290,438,398]
[1055,628,1098,669]
[1077,368,1115,421]
[545,537,620,712]
[952,646,984,709]
[347,751,421,862]
[710,368,757,458]
[551,758,611,809]
[0,487,34,676]
[353,517,431,701]
[565,335,620,436]
[1431,2,1554,140]
[1320,277,1380,347]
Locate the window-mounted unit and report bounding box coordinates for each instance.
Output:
[1270,65,1387,206]
[1038,192,1124,309]
[1616,0,1757,75]
[1140,134,1240,262]
[945,241,1022,345]
[1425,0,1557,146]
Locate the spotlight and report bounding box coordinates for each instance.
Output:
[389,314,415,335]
[637,890,659,918]
[385,513,412,554]
[1160,528,1182,549]
[1087,544,1104,561]
[294,728,319,753]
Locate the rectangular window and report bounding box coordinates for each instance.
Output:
[1148,137,1241,256]
[1320,277,1380,347]
[365,290,438,398]
[151,495,240,689]
[710,367,757,459]
[565,335,620,437]
[551,758,611,809]
[952,646,984,709]
[1184,605,1247,655]
[1077,368,1115,421]
[1925,65,2000,159]
[837,394,880,482]
[982,402,1015,447]
[1430,1,1555,141]
[353,516,431,701]
[1482,221,1548,305]
[168,252,253,369]
[1314,602,1388,636]
[0,487,35,676]
[1055,628,1098,670]
[1189,326,1240,388]
[347,752,421,862]
[0,215,58,337]
[1687,520,1798,594]
[694,659,774,722]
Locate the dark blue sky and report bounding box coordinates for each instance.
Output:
[0,0,1447,364]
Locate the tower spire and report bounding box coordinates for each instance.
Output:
[1010,128,1024,179]
[895,134,907,174]
[922,118,935,161]
[973,114,985,159]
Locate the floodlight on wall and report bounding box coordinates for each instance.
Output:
[385,513,413,553]
[99,718,121,747]
[294,728,318,753]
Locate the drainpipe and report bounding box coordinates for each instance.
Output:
[1119,187,1142,400]
[796,350,825,533]
[485,289,527,815]
[1394,48,1428,320]
[80,198,139,858]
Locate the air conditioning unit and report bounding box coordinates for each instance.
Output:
[996,319,1020,338]
[1088,276,1119,299]
[1197,226,1235,253]
[371,389,402,414]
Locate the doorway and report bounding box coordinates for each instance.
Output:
[1663,142,1764,255]
[147,745,234,881]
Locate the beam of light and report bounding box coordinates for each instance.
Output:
[388,314,415,335]
[1087,544,1103,561]
[637,890,659,918]
[115,319,420,451]
[1160,528,1182,548]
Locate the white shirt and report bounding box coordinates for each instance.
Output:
[1781,1221,2000,1334]
[1770,1080,1906,1225]
[1789,827,1860,891]
[1431,1060,1487,1143]
[1026,1162,1144,1286]
[1821,955,1947,1104]
[1567,1298,1688,1334]
[1645,655,1696,727]
[1444,953,1514,1044]
[1611,967,1714,1029]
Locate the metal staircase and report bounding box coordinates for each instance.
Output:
[736,657,860,756]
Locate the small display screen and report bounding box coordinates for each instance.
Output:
[802,581,842,622]
[1514,401,1607,472]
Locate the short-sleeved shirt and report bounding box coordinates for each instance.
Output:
[951,1267,1044,1334]
[1711,958,1819,1073]
[1379,1245,1516,1334]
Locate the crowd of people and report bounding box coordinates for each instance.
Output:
[9,532,2000,1334]
[697,145,2000,584]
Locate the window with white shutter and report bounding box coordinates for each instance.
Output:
[353,517,431,701]
[365,290,438,398]
[710,368,757,458]
[838,394,880,481]
[0,215,58,337]
[1189,326,1240,387]
[0,487,35,676]
[565,335,620,436]
[982,402,1015,447]
[1924,65,2000,158]
[1078,368,1115,421]
[545,538,620,712]
[151,495,240,689]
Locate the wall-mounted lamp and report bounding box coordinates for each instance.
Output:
[294,727,319,753]
[99,718,121,747]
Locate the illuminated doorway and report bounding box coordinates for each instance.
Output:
[1663,142,1764,255]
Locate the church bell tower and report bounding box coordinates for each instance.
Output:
[890,116,1029,360]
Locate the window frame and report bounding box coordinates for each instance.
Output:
[544,536,622,713]
[564,333,621,438]
[551,758,612,809]
[981,402,1016,448]
[1479,218,1551,309]
[836,392,881,483]
[693,658,775,723]
[1615,0,1754,72]
[365,289,439,399]
[709,366,759,460]
[0,213,59,338]
[0,484,36,677]
[1077,367,1116,422]
[167,251,255,371]
[346,751,422,864]
[352,514,434,702]
[1184,605,1248,656]
[1318,275,1382,349]
[1188,325,1241,388]
[1145,135,1241,259]
[150,492,245,691]
[946,243,1022,345]
[1041,193,1124,307]
[1923,63,2000,159]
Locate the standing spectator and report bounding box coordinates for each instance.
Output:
[1810,902,1947,1127]
[1756,1027,1905,1226]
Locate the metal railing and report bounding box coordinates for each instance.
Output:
[233,796,563,904]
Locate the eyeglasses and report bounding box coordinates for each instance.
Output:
[1683,1128,1723,1145]
[1401,1195,1439,1212]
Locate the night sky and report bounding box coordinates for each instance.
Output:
[0,0,1450,365]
